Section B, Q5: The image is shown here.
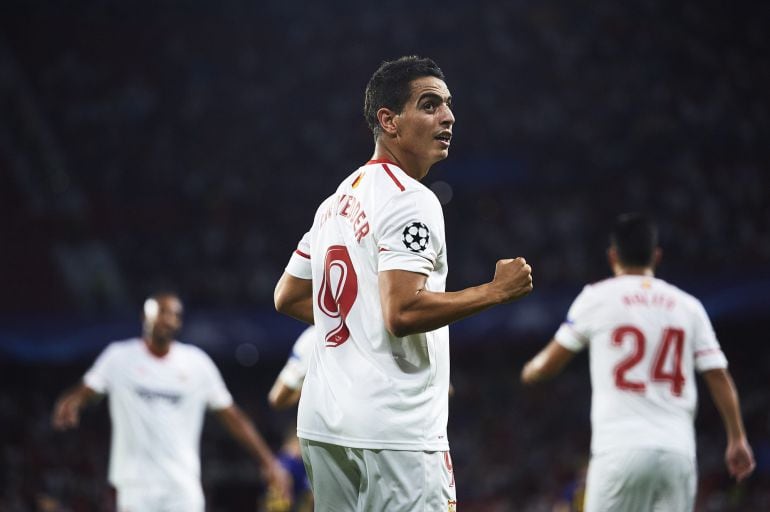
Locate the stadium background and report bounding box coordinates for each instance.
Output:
[1,0,768,510]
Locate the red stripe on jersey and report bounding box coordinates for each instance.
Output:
[382,164,405,191]
[295,250,310,259]
[378,247,389,252]
[366,158,398,166]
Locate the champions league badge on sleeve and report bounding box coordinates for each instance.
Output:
[402,221,430,252]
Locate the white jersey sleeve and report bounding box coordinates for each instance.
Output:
[83,342,119,393]
[690,299,728,372]
[554,286,595,352]
[376,189,444,276]
[285,231,312,279]
[277,326,317,390]
[198,350,233,410]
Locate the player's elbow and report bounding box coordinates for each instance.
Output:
[273,282,297,316]
[383,311,415,338]
[268,381,300,410]
[520,365,538,385]
[273,288,291,315]
[267,392,284,410]
[521,357,552,385]
[269,397,293,410]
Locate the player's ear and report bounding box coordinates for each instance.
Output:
[607,246,617,269]
[377,107,399,136]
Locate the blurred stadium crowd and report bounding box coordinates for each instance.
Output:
[2,0,768,312]
[1,0,768,510]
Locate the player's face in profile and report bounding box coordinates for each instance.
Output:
[146,296,183,342]
[395,76,454,165]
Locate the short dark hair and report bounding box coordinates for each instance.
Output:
[610,213,658,267]
[363,56,445,139]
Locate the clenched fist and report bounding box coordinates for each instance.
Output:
[491,257,533,303]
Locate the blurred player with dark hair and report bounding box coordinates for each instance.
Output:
[274,55,533,511]
[52,291,290,512]
[522,213,755,511]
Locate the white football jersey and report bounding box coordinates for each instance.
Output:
[83,338,233,492]
[554,275,728,458]
[285,159,450,451]
[277,326,317,390]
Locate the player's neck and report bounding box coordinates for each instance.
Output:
[614,266,654,277]
[144,337,172,357]
[371,145,429,181]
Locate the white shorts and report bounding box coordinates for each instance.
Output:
[116,483,204,512]
[299,438,457,512]
[584,448,696,512]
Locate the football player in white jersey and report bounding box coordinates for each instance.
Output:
[265,326,317,512]
[274,55,534,511]
[52,292,290,512]
[521,213,755,511]
[268,325,317,410]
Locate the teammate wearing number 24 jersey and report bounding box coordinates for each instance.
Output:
[522,213,755,512]
[274,56,534,511]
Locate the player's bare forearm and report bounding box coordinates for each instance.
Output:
[216,405,293,498]
[380,274,500,336]
[379,258,533,337]
[521,340,576,384]
[703,369,747,441]
[274,272,314,324]
[216,404,276,467]
[702,368,756,481]
[51,383,99,430]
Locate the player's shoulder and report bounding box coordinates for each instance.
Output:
[361,160,436,199]
[653,278,704,310]
[179,343,224,372]
[576,276,633,306]
[579,276,617,297]
[173,341,214,360]
[103,337,144,354]
[295,325,317,344]
[293,326,317,352]
[584,276,615,290]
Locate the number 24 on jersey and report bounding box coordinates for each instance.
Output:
[612,326,686,396]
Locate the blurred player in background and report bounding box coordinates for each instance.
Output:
[267,325,316,410]
[522,213,755,511]
[274,55,533,511]
[264,325,317,512]
[52,291,290,512]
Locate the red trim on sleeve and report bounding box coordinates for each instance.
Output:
[295,250,310,259]
[378,247,389,252]
[382,164,405,191]
[695,348,723,358]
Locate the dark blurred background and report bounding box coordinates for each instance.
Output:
[1,0,768,511]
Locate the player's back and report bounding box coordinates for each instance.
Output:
[572,275,726,457]
[297,159,450,451]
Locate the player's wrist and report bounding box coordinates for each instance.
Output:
[483,281,508,306]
